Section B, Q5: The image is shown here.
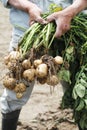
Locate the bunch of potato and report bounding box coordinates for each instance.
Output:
[3,51,63,98]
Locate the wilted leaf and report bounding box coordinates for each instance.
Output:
[66,46,74,54]
[58,69,71,83]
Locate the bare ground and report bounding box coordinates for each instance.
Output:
[0,3,79,130]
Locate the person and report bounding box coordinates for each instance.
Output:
[0,0,87,130]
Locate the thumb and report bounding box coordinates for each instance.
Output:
[36,16,47,24]
[46,13,56,22]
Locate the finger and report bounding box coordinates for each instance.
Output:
[55,21,63,38]
[55,28,63,38]
[46,13,56,22]
[55,22,71,37]
[29,20,35,26]
[36,16,47,24]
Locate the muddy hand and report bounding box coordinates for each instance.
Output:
[46,11,72,38]
[27,4,47,25]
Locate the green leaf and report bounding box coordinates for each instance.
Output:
[76,99,85,111]
[84,99,87,109]
[75,84,85,98]
[80,119,85,129]
[58,69,71,83]
[79,118,85,129]
[79,114,87,129]
[81,73,87,80]
[49,3,63,13]
[81,41,87,54]
[80,78,87,88]
[66,46,74,54]
[85,120,87,128]
[72,88,78,99]
[84,67,87,71]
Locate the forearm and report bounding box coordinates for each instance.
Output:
[8,0,36,12]
[71,0,87,16]
[62,0,87,18]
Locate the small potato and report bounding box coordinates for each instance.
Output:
[3,77,16,90]
[36,63,48,78]
[4,55,10,65]
[23,69,35,81]
[9,51,20,61]
[22,59,31,69]
[16,92,23,99]
[34,59,42,68]
[47,75,59,86]
[14,83,26,93]
[54,56,63,65]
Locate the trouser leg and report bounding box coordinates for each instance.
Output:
[0,81,34,114]
[0,81,34,130]
[2,109,21,130]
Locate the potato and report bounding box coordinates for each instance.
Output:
[3,77,16,90]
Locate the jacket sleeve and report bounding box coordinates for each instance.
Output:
[1,0,11,8]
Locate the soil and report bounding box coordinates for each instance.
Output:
[0,3,79,130]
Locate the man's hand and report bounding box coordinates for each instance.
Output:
[46,11,72,37]
[8,0,47,25]
[27,4,47,25]
[46,0,87,38]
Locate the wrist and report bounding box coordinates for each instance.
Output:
[8,0,36,12]
[25,2,37,13]
[61,0,87,20]
[70,0,87,16]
